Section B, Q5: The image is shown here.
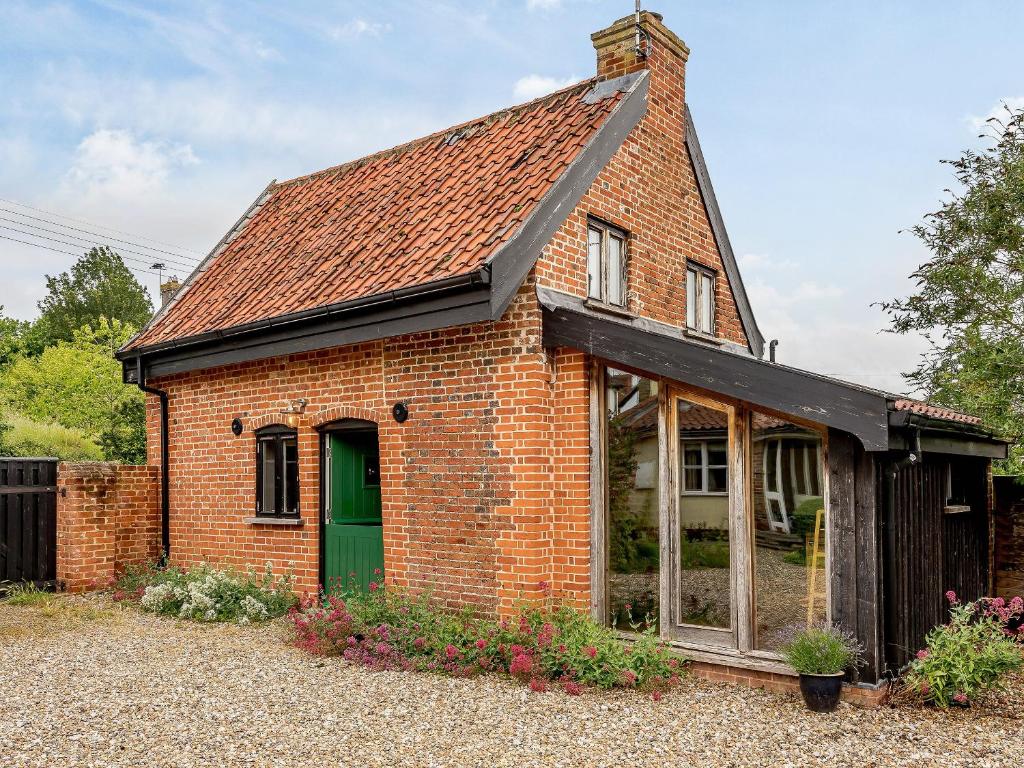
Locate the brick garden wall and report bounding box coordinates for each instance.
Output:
[57,463,161,592]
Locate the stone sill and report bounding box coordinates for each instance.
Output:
[243,516,304,527]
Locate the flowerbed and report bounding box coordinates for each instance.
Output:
[901,592,1024,707]
[113,563,296,624]
[289,582,682,696]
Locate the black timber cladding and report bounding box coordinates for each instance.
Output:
[0,458,58,589]
[541,302,891,451]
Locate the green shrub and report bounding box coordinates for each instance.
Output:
[789,497,825,537]
[782,625,863,675]
[782,549,807,566]
[678,538,730,569]
[1,581,55,607]
[0,411,103,460]
[290,583,684,695]
[114,562,296,623]
[902,593,1024,707]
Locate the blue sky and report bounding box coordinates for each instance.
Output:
[1,1,1021,392]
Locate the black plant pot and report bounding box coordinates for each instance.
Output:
[798,672,844,713]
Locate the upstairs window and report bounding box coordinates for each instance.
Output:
[587,219,627,307]
[686,263,716,335]
[256,426,299,517]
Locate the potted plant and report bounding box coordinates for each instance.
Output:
[782,626,863,713]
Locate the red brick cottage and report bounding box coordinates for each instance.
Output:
[111,12,1005,690]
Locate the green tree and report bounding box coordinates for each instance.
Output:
[0,317,146,463]
[34,246,152,347]
[882,106,1024,473]
[0,306,31,368]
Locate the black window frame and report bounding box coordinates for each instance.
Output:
[686,261,716,336]
[255,425,300,518]
[586,217,628,308]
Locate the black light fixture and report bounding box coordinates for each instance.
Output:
[231,418,244,436]
[392,402,409,423]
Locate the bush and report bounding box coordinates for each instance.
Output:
[902,592,1024,707]
[0,411,103,460]
[114,562,296,624]
[289,581,683,695]
[782,625,863,675]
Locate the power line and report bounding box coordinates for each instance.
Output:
[0,196,203,256]
[0,233,162,280]
[0,221,197,274]
[0,206,200,265]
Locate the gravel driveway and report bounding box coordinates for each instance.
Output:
[1,596,1020,768]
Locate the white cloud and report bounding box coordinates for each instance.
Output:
[513,74,579,100]
[526,0,562,10]
[967,97,1024,135]
[64,129,198,199]
[328,19,392,40]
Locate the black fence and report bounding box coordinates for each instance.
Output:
[0,458,58,590]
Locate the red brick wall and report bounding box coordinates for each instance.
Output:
[57,463,161,592]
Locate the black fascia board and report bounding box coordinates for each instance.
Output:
[541,303,890,451]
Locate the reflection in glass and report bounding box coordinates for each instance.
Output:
[676,397,731,629]
[605,367,659,631]
[751,412,826,651]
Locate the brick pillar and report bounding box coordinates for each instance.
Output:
[57,462,161,592]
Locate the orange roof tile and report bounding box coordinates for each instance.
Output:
[892,399,981,426]
[126,77,628,350]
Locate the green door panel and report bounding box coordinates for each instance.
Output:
[324,523,384,594]
[325,430,384,593]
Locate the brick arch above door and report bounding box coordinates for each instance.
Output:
[310,405,383,428]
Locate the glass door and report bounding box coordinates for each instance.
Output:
[667,388,741,647]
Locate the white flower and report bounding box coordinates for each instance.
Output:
[241,595,270,622]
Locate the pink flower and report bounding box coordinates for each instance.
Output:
[945,590,958,604]
[562,680,583,696]
[375,642,391,656]
[475,638,487,650]
[373,568,382,576]
[445,644,459,660]
[529,677,548,693]
[413,637,426,650]
[953,692,968,704]
[920,682,930,695]
[537,580,550,594]
[509,653,533,679]
[585,646,598,659]
[368,582,379,592]
[1009,596,1023,613]
[916,649,929,660]
[651,691,663,702]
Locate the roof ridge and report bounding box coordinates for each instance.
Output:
[274,77,598,189]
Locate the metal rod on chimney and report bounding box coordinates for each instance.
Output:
[635,0,642,55]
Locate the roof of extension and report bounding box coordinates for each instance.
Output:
[124,75,637,352]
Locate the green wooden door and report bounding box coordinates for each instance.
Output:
[324,430,383,593]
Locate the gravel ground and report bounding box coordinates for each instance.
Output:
[1,596,1021,768]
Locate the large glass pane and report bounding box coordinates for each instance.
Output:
[284,438,299,514]
[605,367,660,631]
[686,269,696,328]
[587,227,602,300]
[701,273,714,332]
[607,235,624,306]
[751,412,826,651]
[676,397,731,629]
[260,438,278,514]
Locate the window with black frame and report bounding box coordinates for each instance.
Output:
[256,426,299,517]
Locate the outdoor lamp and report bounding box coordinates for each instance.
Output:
[280,398,308,428]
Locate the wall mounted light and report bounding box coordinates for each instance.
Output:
[392,401,409,423]
[231,418,244,436]
[280,398,308,429]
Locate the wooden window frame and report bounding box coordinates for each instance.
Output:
[587,218,628,308]
[255,425,300,518]
[686,262,716,336]
[680,439,729,496]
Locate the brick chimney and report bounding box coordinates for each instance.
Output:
[160,277,181,307]
[591,10,689,81]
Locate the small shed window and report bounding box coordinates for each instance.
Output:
[256,426,299,517]
[681,440,728,495]
[587,219,627,307]
[686,263,715,335]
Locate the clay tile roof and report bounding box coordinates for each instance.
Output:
[892,399,982,426]
[125,77,628,351]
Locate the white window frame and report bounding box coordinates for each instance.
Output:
[686,262,716,335]
[680,439,729,496]
[587,219,627,308]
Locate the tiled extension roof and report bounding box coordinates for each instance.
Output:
[892,399,981,426]
[125,77,630,351]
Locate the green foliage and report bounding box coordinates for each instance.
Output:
[0,411,103,460]
[1,318,144,463]
[782,549,807,566]
[607,415,657,573]
[34,247,152,348]
[0,306,31,368]
[291,584,684,694]
[116,562,297,623]
[790,497,824,537]
[678,538,730,569]
[1,581,55,606]
[882,106,1024,473]
[782,625,863,675]
[902,596,1024,707]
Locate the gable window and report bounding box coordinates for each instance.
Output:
[686,263,716,335]
[256,426,299,517]
[587,219,627,307]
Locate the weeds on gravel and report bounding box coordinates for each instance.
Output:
[1,582,55,607]
[114,562,296,624]
[900,592,1024,707]
[289,578,683,696]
